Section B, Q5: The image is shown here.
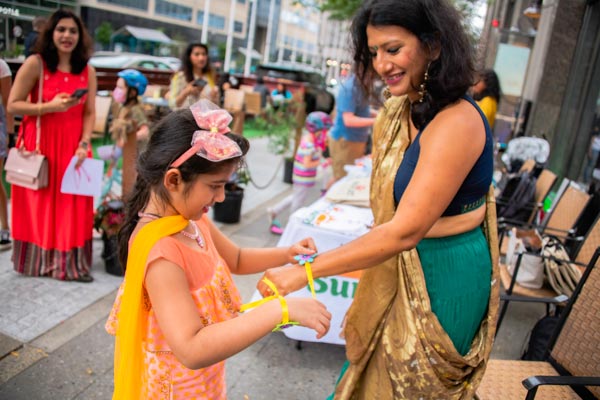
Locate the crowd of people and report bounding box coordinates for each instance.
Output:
[6,0,582,398]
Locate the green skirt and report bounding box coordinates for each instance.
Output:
[327,227,492,399]
[416,226,492,356]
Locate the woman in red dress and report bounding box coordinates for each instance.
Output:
[7,9,97,281]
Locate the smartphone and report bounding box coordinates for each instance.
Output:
[192,79,207,88]
[71,88,88,99]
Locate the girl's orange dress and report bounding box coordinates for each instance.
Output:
[106,215,242,399]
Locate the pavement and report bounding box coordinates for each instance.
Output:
[0,137,548,399]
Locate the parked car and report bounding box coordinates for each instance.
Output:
[255,63,335,114]
[89,52,176,71]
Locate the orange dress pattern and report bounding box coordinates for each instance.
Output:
[106,215,242,399]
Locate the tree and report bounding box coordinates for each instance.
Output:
[312,0,485,25]
[95,22,113,51]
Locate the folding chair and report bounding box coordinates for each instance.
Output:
[92,95,113,141]
[496,214,600,334]
[477,248,600,399]
[223,89,245,135]
[244,92,263,118]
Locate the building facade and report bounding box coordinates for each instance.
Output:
[481,0,600,180]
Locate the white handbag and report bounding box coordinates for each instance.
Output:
[506,228,545,289]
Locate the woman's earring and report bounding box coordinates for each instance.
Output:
[418,62,432,103]
[382,86,391,100]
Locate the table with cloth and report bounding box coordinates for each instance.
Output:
[251,168,373,345]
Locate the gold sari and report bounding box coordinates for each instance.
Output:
[335,96,500,399]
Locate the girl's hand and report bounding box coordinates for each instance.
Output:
[286,297,331,339]
[48,93,78,113]
[287,237,317,265]
[258,265,307,297]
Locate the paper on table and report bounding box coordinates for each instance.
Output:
[60,156,104,198]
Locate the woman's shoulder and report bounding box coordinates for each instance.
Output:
[423,98,486,144]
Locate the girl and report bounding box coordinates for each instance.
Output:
[268,111,333,234]
[471,69,502,130]
[168,42,219,110]
[106,99,331,399]
[109,68,149,199]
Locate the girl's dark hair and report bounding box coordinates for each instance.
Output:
[181,42,213,83]
[117,109,250,267]
[351,0,475,129]
[32,9,92,74]
[473,69,502,103]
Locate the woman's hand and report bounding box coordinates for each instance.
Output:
[185,82,202,98]
[74,143,88,167]
[258,264,307,297]
[286,297,331,339]
[286,237,317,264]
[47,93,78,113]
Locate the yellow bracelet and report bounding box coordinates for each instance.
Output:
[238,277,300,331]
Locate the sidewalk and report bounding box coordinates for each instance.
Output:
[0,137,547,399]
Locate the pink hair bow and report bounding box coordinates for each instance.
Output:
[171,100,242,167]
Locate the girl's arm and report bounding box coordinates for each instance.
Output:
[145,259,331,369]
[207,218,315,275]
[260,100,488,295]
[7,56,76,116]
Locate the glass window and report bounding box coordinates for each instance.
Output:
[196,12,225,30]
[155,0,192,21]
[237,0,246,3]
[98,0,148,10]
[234,21,243,33]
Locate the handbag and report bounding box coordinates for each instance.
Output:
[506,227,545,289]
[5,56,48,190]
[541,235,582,297]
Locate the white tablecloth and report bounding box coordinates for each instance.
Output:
[251,197,373,345]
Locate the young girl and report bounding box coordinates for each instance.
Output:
[109,69,149,200]
[106,99,331,399]
[268,111,333,234]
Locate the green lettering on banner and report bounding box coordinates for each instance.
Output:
[311,278,358,298]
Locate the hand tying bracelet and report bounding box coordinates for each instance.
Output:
[294,254,318,299]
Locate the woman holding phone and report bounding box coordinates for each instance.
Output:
[168,42,219,110]
[7,9,97,282]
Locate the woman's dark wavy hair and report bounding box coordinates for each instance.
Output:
[473,69,502,103]
[117,109,250,268]
[181,42,214,83]
[351,0,475,129]
[32,9,92,75]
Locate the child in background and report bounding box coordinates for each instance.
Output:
[109,69,149,200]
[268,111,333,234]
[106,99,331,399]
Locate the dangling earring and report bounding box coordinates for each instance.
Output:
[418,62,432,103]
[382,86,392,100]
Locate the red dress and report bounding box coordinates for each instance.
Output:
[12,61,93,280]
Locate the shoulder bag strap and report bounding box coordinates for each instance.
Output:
[35,55,43,154]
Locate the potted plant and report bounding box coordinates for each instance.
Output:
[254,100,301,183]
[94,199,125,276]
[212,163,250,224]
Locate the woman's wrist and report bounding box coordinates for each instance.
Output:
[78,140,90,150]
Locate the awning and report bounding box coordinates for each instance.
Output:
[238,47,262,60]
[112,25,172,44]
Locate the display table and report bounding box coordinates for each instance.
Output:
[251,196,373,345]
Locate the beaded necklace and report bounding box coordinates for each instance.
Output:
[137,212,205,248]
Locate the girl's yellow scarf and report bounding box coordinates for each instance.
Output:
[112,215,188,400]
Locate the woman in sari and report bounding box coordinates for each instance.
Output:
[258,0,499,398]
